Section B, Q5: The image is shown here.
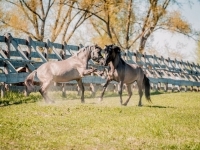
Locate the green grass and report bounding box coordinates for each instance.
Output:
[0,91,200,150]
[0,91,41,106]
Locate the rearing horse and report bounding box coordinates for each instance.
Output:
[100,44,151,106]
[25,45,104,103]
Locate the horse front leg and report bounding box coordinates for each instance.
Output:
[108,62,115,80]
[123,84,132,106]
[99,79,111,101]
[76,79,85,103]
[118,81,124,105]
[82,67,97,76]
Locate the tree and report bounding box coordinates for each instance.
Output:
[71,0,139,50]
[0,0,91,42]
[196,36,200,64]
[72,0,197,53]
[137,0,195,53]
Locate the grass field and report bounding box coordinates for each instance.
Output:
[0,91,200,150]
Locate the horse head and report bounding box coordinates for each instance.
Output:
[103,44,121,66]
[90,45,104,65]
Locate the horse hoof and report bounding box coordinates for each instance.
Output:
[138,105,143,107]
[81,101,85,103]
[122,103,127,106]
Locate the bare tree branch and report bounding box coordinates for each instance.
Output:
[20,0,43,21]
[63,2,106,24]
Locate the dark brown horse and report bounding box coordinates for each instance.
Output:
[100,44,151,106]
[25,45,104,103]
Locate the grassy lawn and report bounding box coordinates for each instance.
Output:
[0,91,200,150]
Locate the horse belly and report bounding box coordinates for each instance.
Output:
[124,76,136,84]
[53,69,81,82]
[123,70,138,84]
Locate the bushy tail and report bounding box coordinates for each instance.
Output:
[143,74,152,103]
[24,70,37,92]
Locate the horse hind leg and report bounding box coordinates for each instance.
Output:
[118,81,124,105]
[123,84,132,106]
[39,81,54,103]
[137,81,143,106]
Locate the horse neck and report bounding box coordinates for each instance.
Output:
[113,54,123,68]
[76,47,91,63]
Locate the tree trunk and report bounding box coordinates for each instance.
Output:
[125,0,132,49]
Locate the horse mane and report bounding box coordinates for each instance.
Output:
[76,45,96,56]
[113,46,126,67]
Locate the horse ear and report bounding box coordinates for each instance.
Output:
[104,45,109,50]
[114,46,120,53]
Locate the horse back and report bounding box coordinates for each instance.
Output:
[36,58,82,82]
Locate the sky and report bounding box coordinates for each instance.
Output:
[151,1,200,62]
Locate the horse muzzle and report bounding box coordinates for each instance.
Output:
[98,58,105,66]
[103,60,109,66]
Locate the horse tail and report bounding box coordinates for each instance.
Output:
[24,70,37,92]
[143,74,152,103]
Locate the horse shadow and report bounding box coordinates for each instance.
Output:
[144,105,175,109]
[150,91,165,95]
[0,97,40,107]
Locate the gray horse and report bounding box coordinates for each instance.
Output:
[25,45,104,103]
[100,44,151,106]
